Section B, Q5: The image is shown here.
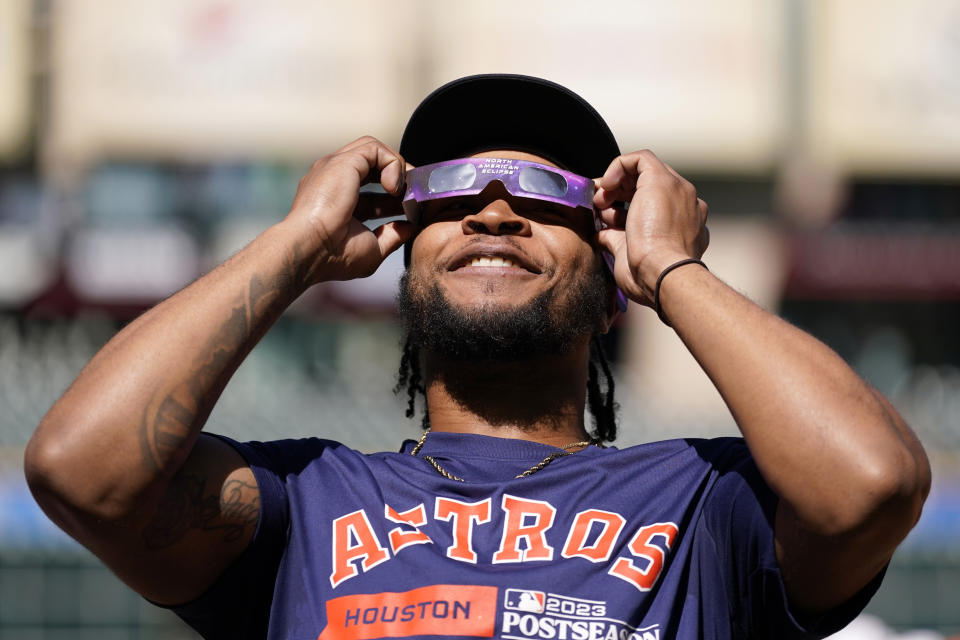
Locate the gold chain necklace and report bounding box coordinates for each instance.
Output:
[410,428,598,482]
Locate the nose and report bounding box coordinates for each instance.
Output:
[461,200,532,237]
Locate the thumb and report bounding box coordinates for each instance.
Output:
[374,220,415,259]
[596,228,625,258]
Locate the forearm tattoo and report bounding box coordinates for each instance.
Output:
[139,254,309,472]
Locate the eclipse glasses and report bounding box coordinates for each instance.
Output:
[401,157,595,223]
[400,157,627,312]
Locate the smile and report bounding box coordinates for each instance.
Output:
[466,256,516,268]
[448,244,543,274]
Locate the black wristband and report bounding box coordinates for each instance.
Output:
[654,258,708,326]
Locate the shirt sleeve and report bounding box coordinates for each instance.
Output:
[167,435,294,639]
[698,438,886,640]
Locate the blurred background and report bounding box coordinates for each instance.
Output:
[0,0,958,637]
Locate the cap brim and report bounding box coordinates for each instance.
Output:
[399,74,619,178]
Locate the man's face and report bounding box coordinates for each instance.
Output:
[398,150,611,361]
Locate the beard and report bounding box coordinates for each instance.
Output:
[397,259,611,362]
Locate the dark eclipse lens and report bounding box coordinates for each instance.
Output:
[428,163,478,193]
[518,166,568,198]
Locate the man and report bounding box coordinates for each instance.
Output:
[25,75,930,639]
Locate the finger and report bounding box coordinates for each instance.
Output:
[595,149,669,199]
[374,220,415,258]
[593,185,620,210]
[622,151,698,213]
[596,205,628,229]
[335,135,387,154]
[340,140,406,195]
[596,228,648,304]
[354,192,404,222]
[594,158,635,201]
[378,148,407,196]
[595,227,627,260]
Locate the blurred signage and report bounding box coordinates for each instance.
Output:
[48,1,419,164]
[0,230,51,304]
[0,0,30,159]
[807,0,960,174]
[786,228,960,299]
[425,0,787,173]
[66,227,200,301]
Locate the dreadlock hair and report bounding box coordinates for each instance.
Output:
[394,335,619,442]
[393,339,430,430]
[586,335,618,442]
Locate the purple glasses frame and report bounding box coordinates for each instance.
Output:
[401,157,595,222]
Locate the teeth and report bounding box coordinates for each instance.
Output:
[468,256,515,268]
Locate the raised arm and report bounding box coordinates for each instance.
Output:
[595,150,930,615]
[24,137,412,605]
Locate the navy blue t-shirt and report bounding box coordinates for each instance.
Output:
[172,433,881,640]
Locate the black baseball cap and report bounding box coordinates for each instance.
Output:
[399,74,620,178]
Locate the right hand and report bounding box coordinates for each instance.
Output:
[593,149,709,307]
[286,136,414,283]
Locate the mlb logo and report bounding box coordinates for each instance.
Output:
[504,589,545,613]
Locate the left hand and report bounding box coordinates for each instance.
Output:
[593,149,709,306]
